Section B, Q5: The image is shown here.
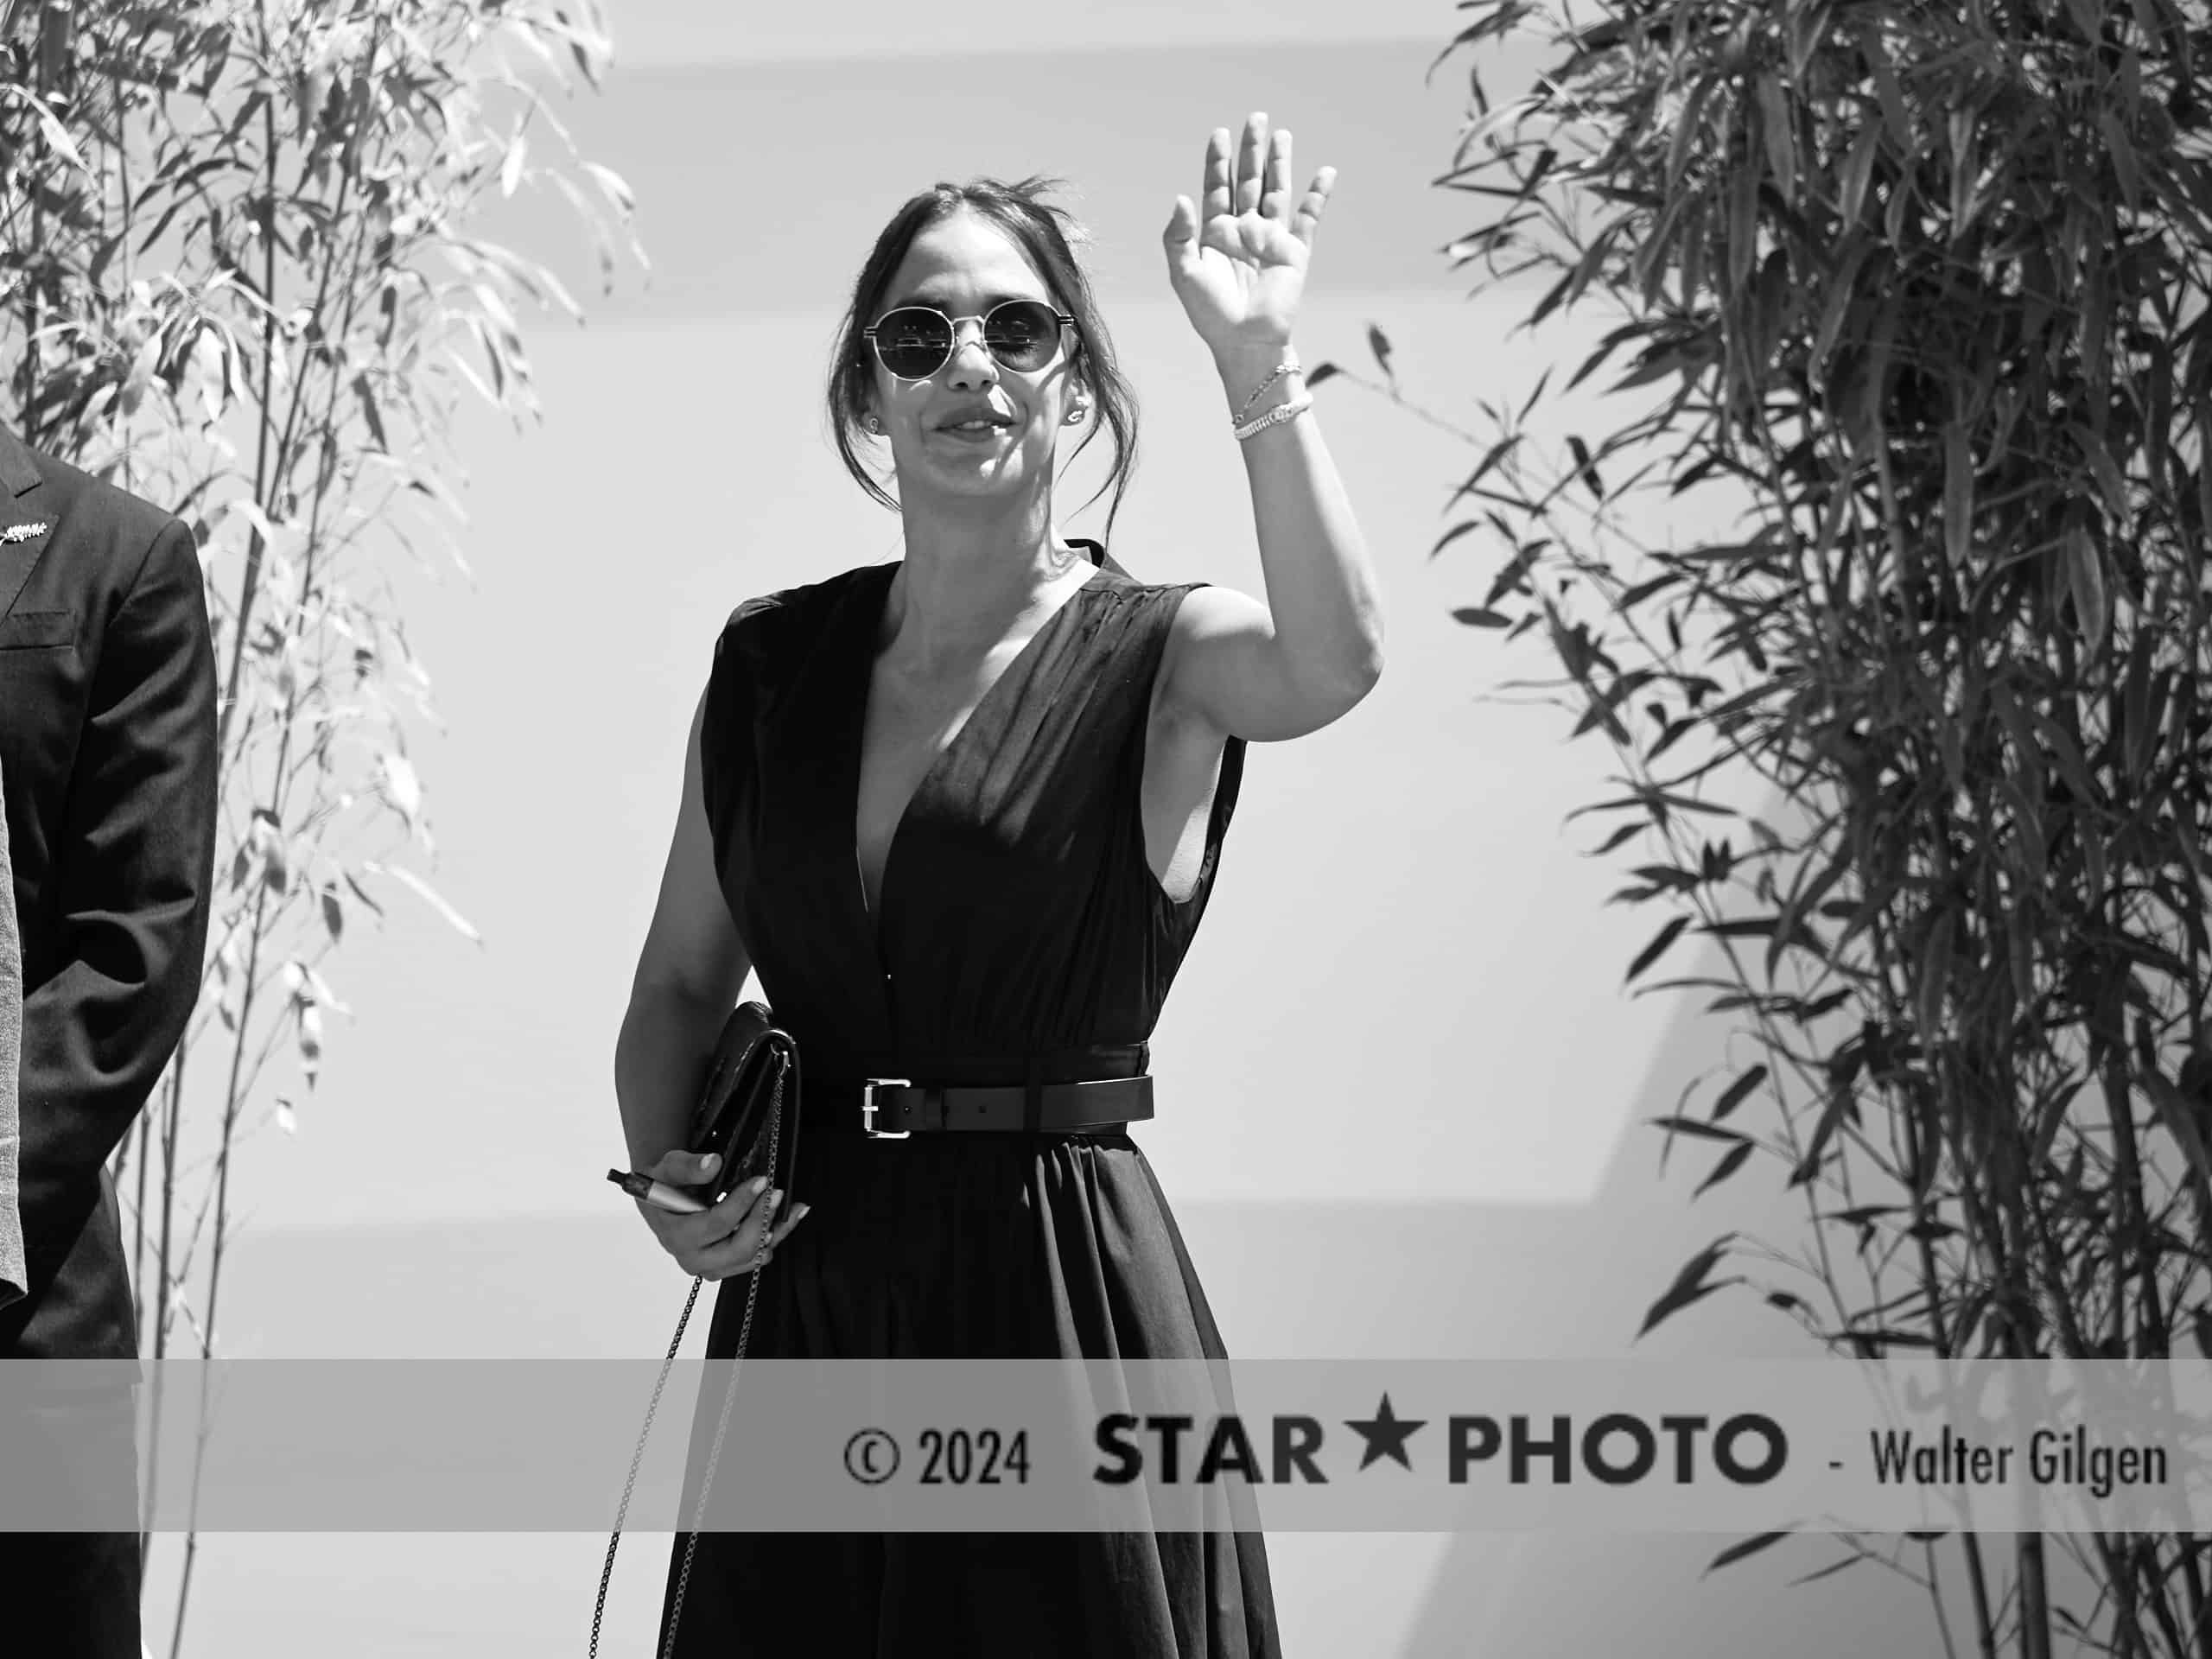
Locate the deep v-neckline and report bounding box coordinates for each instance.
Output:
[849,550,1107,950]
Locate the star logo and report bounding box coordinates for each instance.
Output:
[0,521,47,543]
[1344,1393,1426,1471]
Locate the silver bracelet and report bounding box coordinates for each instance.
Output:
[1234,361,1303,423]
[1232,392,1314,442]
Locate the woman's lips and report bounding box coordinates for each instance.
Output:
[937,420,1013,443]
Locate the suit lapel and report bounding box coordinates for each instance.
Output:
[0,423,53,620]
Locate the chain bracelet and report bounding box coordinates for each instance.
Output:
[1234,359,1302,423]
[1233,392,1315,443]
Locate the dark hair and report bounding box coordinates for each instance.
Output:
[825,175,1139,550]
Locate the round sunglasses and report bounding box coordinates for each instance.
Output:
[862,299,1076,381]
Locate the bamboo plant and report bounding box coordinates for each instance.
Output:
[0,1,643,1649]
[1311,0,2212,1652]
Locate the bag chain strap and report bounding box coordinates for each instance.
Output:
[587,1058,786,1658]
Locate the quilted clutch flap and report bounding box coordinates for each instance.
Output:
[684,1000,798,1206]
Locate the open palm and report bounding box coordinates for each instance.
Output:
[1163,112,1337,361]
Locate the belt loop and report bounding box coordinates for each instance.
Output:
[1022,1056,1044,1134]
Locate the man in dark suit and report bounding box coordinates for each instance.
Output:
[0,418,219,1654]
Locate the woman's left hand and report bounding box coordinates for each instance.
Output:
[1163,111,1337,365]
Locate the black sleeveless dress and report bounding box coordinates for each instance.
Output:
[658,542,1280,1657]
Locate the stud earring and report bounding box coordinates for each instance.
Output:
[1064,405,1087,425]
[864,414,884,435]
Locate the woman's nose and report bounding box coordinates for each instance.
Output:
[944,320,998,389]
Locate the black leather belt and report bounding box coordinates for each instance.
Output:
[803,1075,1154,1137]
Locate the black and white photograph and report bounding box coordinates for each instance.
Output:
[3,0,2209,1654]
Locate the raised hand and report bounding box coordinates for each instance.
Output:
[1162,111,1337,365]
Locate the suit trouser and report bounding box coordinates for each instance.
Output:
[0,1370,142,1658]
[0,1534,140,1656]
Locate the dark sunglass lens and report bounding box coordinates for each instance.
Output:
[875,309,950,375]
[983,302,1059,368]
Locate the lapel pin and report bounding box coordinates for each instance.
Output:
[0,521,48,543]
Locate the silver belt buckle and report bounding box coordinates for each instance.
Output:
[861,1077,912,1140]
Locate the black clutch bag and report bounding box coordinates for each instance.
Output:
[683,1000,801,1210]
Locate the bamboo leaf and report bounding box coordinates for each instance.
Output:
[1947,105,1976,232]
[1618,572,1683,608]
[1627,915,1691,982]
[1711,1065,1768,1123]
[378,751,423,830]
[2029,1078,2081,1169]
[1942,424,1974,567]
[1649,1115,1754,1146]
[1518,367,1553,425]
[1789,1083,1853,1187]
[1529,266,1578,331]
[3,86,92,174]
[1637,1234,1738,1340]
[1757,74,1796,200]
[1821,1205,1901,1231]
[2081,253,2109,393]
[1839,122,1882,226]
[2122,655,2161,785]
[1367,323,1395,383]
[344,873,386,918]
[297,1002,324,1084]
[1430,520,1483,560]
[1694,1140,1755,1198]
[2062,0,2104,41]
[2065,524,2108,647]
[1664,73,1716,199]
[1446,433,1522,512]
[1812,238,1870,369]
[1705,1529,1794,1574]
[1728,156,1758,289]
[581,160,636,220]
[1567,435,1605,500]
[2098,110,2141,213]
[2201,440,2212,540]
[2008,906,2037,1016]
[1918,910,1955,1040]
[1590,822,1644,856]
[1566,323,1638,393]
[352,372,389,453]
[1860,26,1914,150]
[2142,1071,2212,1192]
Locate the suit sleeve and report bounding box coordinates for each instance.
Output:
[14,517,218,1268]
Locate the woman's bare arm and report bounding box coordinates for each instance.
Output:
[614,688,752,1171]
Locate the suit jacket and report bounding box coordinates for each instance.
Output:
[0,422,218,1360]
[0,749,22,1308]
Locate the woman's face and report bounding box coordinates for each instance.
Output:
[865,207,1084,510]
